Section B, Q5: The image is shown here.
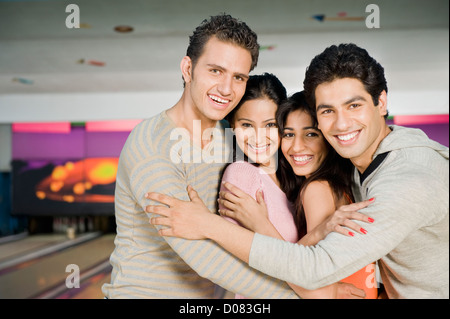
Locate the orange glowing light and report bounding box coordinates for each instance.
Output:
[52,166,68,180]
[50,180,64,192]
[73,182,85,195]
[65,161,75,171]
[87,160,118,184]
[35,158,118,203]
[36,191,46,200]
[63,195,75,203]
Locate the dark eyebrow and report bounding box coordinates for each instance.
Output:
[237,118,254,122]
[316,95,368,111]
[237,118,276,123]
[344,95,367,105]
[206,63,224,70]
[316,103,333,112]
[206,64,249,80]
[283,126,319,131]
[235,73,250,80]
[303,126,320,131]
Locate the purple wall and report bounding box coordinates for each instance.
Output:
[12,127,131,159]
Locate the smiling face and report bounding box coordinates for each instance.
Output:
[314,77,390,172]
[181,36,253,123]
[281,109,328,178]
[232,98,280,166]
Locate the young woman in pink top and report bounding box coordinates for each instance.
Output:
[217,73,294,299]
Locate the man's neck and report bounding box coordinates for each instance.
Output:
[352,124,392,174]
[167,98,217,149]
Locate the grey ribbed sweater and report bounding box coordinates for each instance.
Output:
[249,125,449,298]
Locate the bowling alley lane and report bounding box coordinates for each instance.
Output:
[0,233,115,299]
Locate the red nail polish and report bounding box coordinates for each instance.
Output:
[349,232,354,237]
[368,217,375,223]
[360,228,368,234]
[369,197,375,202]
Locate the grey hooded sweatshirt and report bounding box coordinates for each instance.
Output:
[249,125,449,298]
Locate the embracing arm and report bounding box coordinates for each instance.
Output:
[247,166,442,291]
[148,184,375,293]
[148,186,255,264]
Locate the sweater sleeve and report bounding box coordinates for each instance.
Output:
[249,159,449,291]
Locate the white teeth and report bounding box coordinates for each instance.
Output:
[209,95,229,104]
[293,155,312,162]
[249,144,269,151]
[337,132,358,141]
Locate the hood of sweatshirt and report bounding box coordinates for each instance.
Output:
[374,125,449,161]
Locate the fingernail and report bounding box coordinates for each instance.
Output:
[368,217,375,223]
[349,232,354,237]
[369,197,375,202]
[145,193,149,198]
[360,228,368,234]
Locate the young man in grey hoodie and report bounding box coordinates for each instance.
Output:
[147,43,449,298]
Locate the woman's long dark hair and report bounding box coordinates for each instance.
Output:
[276,91,354,239]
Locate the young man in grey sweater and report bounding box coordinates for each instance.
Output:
[148,43,449,298]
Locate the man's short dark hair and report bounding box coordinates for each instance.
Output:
[303,43,388,118]
[185,14,259,81]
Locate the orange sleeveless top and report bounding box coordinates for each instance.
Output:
[340,263,378,299]
[340,193,378,299]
